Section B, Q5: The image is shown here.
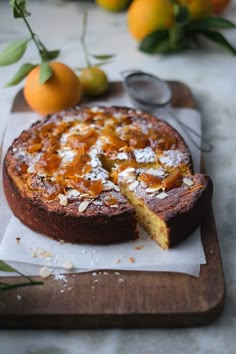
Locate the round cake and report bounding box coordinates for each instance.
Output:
[3,106,213,248]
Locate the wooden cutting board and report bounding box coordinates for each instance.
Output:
[0,81,225,329]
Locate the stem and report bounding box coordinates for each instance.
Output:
[15,1,45,61]
[80,11,91,67]
[0,280,43,292]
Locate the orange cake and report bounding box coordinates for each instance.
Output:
[3,106,213,249]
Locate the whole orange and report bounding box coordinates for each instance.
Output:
[24,62,81,116]
[127,0,174,41]
[80,67,109,97]
[178,0,212,20]
[211,0,230,14]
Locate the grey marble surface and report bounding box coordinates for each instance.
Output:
[0,1,236,353]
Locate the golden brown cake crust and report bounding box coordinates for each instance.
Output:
[3,106,212,247]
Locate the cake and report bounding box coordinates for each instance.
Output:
[3,106,213,249]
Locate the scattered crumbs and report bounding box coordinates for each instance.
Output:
[59,239,65,245]
[103,272,109,275]
[92,272,97,276]
[91,286,95,290]
[135,245,144,250]
[62,260,74,270]
[32,248,53,259]
[16,237,21,244]
[98,271,102,275]
[16,294,22,301]
[129,256,135,264]
[114,272,120,276]
[67,287,73,292]
[210,250,213,254]
[54,274,67,283]
[39,266,52,279]
[115,258,121,264]
[94,279,98,283]
[60,289,64,294]
[118,278,124,283]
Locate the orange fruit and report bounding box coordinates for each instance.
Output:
[178,0,213,20]
[96,0,130,12]
[211,0,230,14]
[24,61,81,116]
[127,0,174,41]
[79,67,109,97]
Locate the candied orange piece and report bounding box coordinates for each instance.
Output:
[36,153,61,175]
[162,170,182,190]
[40,122,56,137]
[104,194,118,206]
[139,172,162,187]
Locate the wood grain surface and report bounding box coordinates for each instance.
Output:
[0,81,225,329]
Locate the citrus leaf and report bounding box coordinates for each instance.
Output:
[0,260,17,273]
[41,49,60,61]
[198,30,236,55]
[10,0,30,18]
[91,54,115,60]
[0,39,29,66]
[5,63,37,87]
[139,30,169,53]
[39,62,53,84]
[188,17,236,31]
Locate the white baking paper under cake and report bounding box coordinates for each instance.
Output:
[0,99,206,277]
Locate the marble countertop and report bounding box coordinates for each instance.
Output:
[0,0,236,353]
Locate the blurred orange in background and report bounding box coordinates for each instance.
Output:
[127,0,174,40]
[211,0,231,14]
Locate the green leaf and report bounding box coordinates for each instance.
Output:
[9,0,30,18]
[198,30,236,55]
[5,63,37,86]
[0,260,17,273]
[0,39,29,66]
[39,62,53,84]
[41,49,60,61]
[139,30,169,53]
[188,17,236,31]
[91,54,114,60]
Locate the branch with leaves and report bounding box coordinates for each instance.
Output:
[0,0,60,86]
[139,4,236,55]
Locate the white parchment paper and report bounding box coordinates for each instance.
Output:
[0,93,206,277]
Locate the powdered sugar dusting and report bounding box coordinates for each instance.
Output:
[159,150,188,167]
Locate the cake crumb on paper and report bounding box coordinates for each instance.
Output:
[16,237,21,244]
[62,260,74,270]
[135,245,144,250]
[39,266,52,279]
[128,257,135,264]
[115,258,121,264]
[16,294,22,301]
